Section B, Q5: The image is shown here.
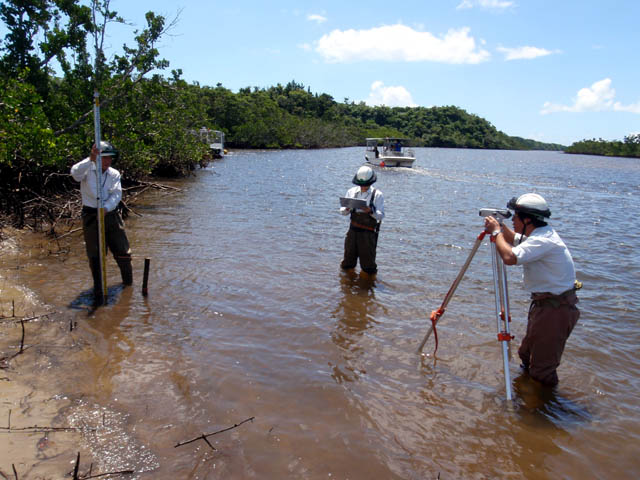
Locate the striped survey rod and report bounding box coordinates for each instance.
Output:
[93,91,108,304]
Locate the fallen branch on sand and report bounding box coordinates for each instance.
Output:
[69,451,134,479]
[174,416,255,451]
[1,409,96,434]
[0,311,57,324]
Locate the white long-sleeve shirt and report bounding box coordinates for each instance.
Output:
[339,186,384,222]
[512,226,576,294]
[70,157,122,212]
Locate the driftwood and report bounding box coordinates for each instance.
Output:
[175,416,255,451]
[4,175,179,233]
[0,321,30,367]
[69,451,134,480]
[0,311,57,324]
[0,311,65,368]
[54,227,83,239]
[128,180,182,192]
[1,410,96,434]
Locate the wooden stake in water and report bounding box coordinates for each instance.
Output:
[93,91,107,304]
[142,258,151,296]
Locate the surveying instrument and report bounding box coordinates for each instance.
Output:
[417,208,515,400]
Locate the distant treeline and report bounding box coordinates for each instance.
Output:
[199,81,567,152]
[565,136,640,158]
[1,1,564,220]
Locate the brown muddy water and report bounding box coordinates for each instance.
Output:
[2,147,639,479]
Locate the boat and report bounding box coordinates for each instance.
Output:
[364,138,415,168]
[198,127,226,158]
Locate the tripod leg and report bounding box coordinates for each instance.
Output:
[490,241,513,400]
[417,232,487,354]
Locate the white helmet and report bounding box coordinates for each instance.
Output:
[507,193,551,220]
[352,165,376,186]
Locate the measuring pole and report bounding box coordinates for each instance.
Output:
[489,235,513,400]
[93,91,108,304]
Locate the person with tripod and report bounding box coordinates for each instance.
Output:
[340,166,384,275]
[483,193,580,387]
[71,141,133,305]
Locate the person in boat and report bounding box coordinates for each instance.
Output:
[394,140,402,152]
[484,193,580,387]
[339,166,385,275]
[71,141,133,305]
[373,145,379,158]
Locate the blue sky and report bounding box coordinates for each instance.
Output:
[11,0,640,145]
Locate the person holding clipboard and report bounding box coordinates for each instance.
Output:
[339,166,385,275]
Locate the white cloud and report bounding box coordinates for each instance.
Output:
[541,78,640,114]
[307,14,327,24]
[365,81,417,107]
[315,24,490,64]
[497,45,559,60]
[457,0,514,10]
[614,101,640,113]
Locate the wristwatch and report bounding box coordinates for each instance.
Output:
[491,230,501,238]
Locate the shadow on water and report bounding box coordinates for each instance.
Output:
[513,373,592,429]
[67,283,131,314]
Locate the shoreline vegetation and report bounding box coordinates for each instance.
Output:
[564,136,640,158]
[1,3,635,232]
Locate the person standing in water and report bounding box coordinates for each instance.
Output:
[71,141,132,305]
[340,166,384,275]
[484,193,580,387]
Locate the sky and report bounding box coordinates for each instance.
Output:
[7,0,640,145]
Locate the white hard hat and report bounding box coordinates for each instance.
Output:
[507,193,551,219]
[98,140,118,159]
[352,165,376,186]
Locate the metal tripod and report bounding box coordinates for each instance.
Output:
[417,208,514,400]
[488,227,514,400]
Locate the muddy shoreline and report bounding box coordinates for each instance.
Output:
[0,228,156,479]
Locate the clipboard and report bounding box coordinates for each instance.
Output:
[340,197,368,209]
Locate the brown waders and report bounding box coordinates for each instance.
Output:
[518,289,580,387]
[340,210,380,274]
[82,206,132,304]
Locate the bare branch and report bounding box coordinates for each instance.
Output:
[174,417,255,449]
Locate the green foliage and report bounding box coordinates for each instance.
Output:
[0,1,572,223]
[0,73,68,221]
[565,137,640,158]
[0,74,57,168]
[0,0,92,99]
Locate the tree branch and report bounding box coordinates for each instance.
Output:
[174,416,255,450]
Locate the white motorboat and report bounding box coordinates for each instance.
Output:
[198,127,225,158]
[364,137,415,168]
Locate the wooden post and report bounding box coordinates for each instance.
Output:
[142,258,150,296]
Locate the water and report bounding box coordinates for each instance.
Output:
[4,148,640,479]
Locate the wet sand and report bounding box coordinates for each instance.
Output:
[0,228,138,479]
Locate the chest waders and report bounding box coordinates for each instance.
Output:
[349,188,380,233]
[341,189,381,274]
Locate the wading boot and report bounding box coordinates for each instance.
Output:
[116,255,133,286]
[89,257,104,306]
